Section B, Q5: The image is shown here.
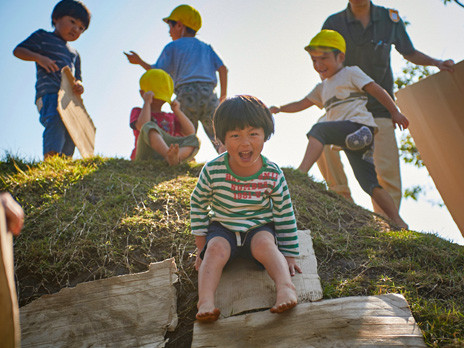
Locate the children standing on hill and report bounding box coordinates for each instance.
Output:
[13,0,91,159]
[191,95,301,322]
[131,69,200,165]
[125,4,228,152]
[270,30,408,229]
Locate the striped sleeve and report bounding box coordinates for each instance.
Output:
[271,167,299,256]
[190,165,212,236]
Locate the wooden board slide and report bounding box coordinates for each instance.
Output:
[396,60,464,238]
[192,293,425,347]
[0,204,21,347]
[20,259,178,348]
[215,230,323,318]
[57,66,96,158]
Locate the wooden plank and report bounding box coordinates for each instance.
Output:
[20,259,178,348]
[396,60,464,238]
[57,66,96,158]
[215,230,323,318]
[0,204,21,347]
[192,294,425,347]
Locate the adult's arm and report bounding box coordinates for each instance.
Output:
[403,50,454,72]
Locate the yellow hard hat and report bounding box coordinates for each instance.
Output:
[163,4,202,32]
[305,30,346,54]
[139,69,174,104]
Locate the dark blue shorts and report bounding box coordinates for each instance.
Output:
[200,222,276,268]
[307,120,380,195]
[39,93,75,156]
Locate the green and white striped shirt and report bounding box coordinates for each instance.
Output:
[190,153,299,256]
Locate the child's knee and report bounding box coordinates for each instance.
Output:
[205,237,231,259]
[345,126,373,151]
[250,231,276,252]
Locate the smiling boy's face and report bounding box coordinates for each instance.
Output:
[224,126,265,177]
[309,49,345,80]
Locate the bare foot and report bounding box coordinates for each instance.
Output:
[270,284,298,314]
[196,305,220,323]
[165,144,180,166]
[394,218,408,230]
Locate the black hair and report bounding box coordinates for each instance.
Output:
[51,0,91,29]
[213,95,275,144]
[167,20,196,35]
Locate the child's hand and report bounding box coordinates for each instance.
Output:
[171,99,181,113]
[391,110,409,130]
[285,256,302,276]
[0,192,24,236]
[73,80,84,95]
[124,51,143,65]
[37,55,59,73]
[269,106,280,114]
[143,90,154,103]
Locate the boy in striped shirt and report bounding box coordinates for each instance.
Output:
[190,95,301,322]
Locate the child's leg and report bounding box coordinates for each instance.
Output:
[250,231,297,313]
[39,94,75,158]
[176,145,196,162]
[344,147,408,229]
[147,130,180,165]
[371,187,408,229]
[197,236,231,322]
[297,136,324,173]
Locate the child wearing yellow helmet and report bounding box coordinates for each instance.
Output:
[125,4,227,153]
[130,69,199,165]
[270,29,409,229]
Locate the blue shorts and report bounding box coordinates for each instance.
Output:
[38,93,75,156]
[200,222,276,268]
[307,121,380,195]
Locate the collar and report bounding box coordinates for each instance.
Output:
[345,1,381,24]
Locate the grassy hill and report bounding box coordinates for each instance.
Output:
[1,155,463,347]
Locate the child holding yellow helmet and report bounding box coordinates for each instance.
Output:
[270,30,409,229]
[125,4,227,152]
[130,69,199,165]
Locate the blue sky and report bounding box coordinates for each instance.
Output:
[1,0,463,244]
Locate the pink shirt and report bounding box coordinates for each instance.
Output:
[129,107,182,160]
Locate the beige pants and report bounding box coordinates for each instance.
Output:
[316,118,402,214]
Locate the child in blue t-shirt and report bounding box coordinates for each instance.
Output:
[125,4,228,152]
[13,0,91,159]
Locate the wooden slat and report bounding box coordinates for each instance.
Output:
[20,259,178,348]
[396,60,464,238]
[57,66,96,158]
[214,230,323,318]
[192,294,425,347]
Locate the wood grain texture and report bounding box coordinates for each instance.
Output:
[57,66,96,158]
[396,60,464,238]
[193,294,425,347]
[20,259,178,348]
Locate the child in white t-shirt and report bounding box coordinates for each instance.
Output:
[270,30,409,229]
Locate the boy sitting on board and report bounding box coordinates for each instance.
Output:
[191,95,301,322]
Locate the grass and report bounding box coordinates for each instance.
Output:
[1,155,463,347]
